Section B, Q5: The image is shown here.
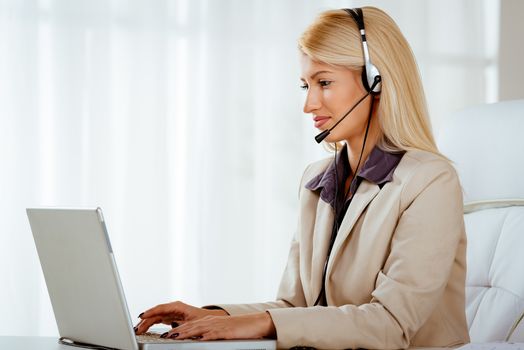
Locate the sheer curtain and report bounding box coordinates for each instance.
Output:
[0,0,499,336]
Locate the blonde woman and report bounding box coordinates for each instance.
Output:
[135,7,470,349]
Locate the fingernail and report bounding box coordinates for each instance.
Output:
[160,332,169,338]
[138,312,144,318]
[170,333,179,339]
[171,322,179,328]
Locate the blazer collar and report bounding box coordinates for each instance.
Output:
[305,144,404,208]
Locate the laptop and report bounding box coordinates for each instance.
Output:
[27,207,276,350]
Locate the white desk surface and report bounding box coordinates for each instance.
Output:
[11,336,520,350]
[0,336,69,349]
[0,336,449,350]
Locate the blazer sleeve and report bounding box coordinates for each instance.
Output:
[212,165,312,316]
[266,159,465,349]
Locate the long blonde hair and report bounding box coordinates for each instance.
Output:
[299,7,444,158]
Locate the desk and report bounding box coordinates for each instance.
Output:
[0,337,451,350]
[0,336,69,349]
[0,336,466,350]
[2,337,523,350]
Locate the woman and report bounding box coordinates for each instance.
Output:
[135,7,470,349]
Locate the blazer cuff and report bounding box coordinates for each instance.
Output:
[266,307,310,349]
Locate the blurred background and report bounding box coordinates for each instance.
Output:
[1,0,522,336]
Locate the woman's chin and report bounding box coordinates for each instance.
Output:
[323,135,345,144]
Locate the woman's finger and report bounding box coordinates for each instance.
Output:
[170,316,227,340]
[165,319,204,339]
[169,324,204,340]
[140,302,183,319]
[135,315,164,334]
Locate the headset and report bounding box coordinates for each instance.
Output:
[345,8,382,95]
[314,7,381,144]
[313,8,382,306]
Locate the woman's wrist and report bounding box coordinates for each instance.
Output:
[261,311,276,338]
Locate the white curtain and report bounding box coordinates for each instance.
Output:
[0,0,499,336]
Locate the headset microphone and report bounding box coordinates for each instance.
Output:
[314,75,381,144]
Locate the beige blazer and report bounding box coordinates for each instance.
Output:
[219,149,470,349]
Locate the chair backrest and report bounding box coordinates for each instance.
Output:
[438,99,524,342]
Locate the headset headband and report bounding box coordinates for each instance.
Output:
[343,8,381,94]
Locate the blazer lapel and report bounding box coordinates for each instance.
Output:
[309,198,334,304]
[326,181,380,278]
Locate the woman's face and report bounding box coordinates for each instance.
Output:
[300,54,374,144]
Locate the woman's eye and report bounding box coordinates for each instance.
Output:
[300,80,331,90]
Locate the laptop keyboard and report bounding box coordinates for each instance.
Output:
[137,332,177,343]
[137,332,202,343]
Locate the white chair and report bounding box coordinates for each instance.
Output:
[438,99,524,342]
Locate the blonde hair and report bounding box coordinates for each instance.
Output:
[299,7,445,158]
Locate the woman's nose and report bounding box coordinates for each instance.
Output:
[303,90,322,114]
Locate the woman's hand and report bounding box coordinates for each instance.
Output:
[134,301,228,334]
[161,312,276,341]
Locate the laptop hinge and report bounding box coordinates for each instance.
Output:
[59,337,119,350]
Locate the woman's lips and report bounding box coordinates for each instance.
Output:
[313,116,330,129]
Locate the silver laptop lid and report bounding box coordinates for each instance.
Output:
[27,208,138,350]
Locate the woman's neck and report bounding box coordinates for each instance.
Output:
[344,123,381,175]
